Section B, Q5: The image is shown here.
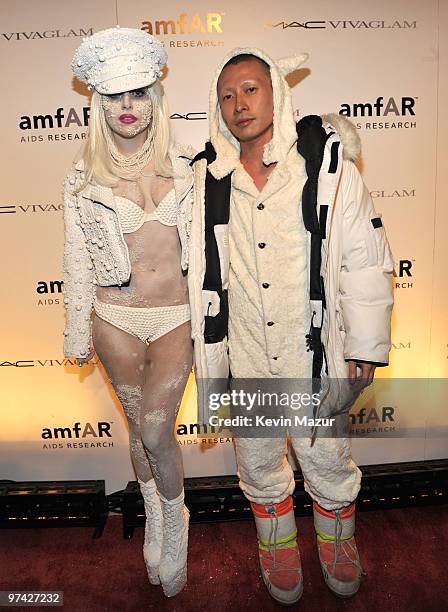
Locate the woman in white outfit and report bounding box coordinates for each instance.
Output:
[63,27,193,597]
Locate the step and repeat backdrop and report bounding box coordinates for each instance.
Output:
[1,0,447,493]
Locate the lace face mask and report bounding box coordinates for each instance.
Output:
[101,87,154,139]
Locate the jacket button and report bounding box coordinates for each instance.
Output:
[258,242,266,249]
[257,203,264,210]
[262,282,270,288]
[267,321,274,326]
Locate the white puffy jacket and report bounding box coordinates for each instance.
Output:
[188,47,394,383]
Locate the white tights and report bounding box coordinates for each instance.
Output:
[92,315,192,500]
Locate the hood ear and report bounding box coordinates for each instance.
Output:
[277,53,309,77]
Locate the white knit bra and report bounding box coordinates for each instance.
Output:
[114,188,177,233]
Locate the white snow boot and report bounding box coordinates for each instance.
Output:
[159,489,190,597]
[138,477,163,585]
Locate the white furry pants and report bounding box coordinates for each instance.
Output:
[234,436,361,511]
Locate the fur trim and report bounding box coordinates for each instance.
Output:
[322,113,361,161]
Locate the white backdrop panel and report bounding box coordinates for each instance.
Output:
[0,0,446,493]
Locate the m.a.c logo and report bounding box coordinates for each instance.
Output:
[264,19,416,30]
[0,360,34,367]
[170,112,207,121]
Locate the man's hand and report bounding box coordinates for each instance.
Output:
[348,360,376,388]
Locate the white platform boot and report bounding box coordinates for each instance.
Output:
[137,478,163,585]
[159,489,190,597]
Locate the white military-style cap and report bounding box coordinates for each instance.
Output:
[72,26,167,94]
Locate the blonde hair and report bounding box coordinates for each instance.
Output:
[78,80,173,188]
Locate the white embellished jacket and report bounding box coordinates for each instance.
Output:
[62,143,194,358]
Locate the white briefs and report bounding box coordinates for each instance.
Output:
[93,299,190,345]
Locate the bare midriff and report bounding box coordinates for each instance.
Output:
[96,173,188,308]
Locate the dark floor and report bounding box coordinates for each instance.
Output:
[0,505,447,612]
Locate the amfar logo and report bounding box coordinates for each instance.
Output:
[350,405,396,436]
[37,280,63,294]
[1,27,93,41]
[350,406,395,425]
[371,189,415,199]
[393,260,413,277]
[393,259,414,289]
[170,112,207,120]
[265,19,416,30]
[339,97,416,117]
[41,422,112,439]
[176,422,218,435]
[141,13,223,35]
[37,280,63,306]
[19,107,90,130]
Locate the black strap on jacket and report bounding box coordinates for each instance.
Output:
[192,143,231,344]
[297,115,335,379]
[193,115,336,372]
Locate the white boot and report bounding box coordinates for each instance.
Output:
[138,478,163,585]
[159,490,190,597]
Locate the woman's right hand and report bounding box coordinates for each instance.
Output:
[76,345,95,367]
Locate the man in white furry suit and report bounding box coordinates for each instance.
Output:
[188,48,394,605]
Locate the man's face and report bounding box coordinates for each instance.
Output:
[217,58,273,144]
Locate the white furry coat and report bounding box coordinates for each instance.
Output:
[188,47,394,382]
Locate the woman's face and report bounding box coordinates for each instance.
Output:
[101,87,153,139]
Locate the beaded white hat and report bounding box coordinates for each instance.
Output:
[72,26,167,94]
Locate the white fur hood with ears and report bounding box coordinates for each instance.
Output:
[188,47,394,386]
[207,47,361,179]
